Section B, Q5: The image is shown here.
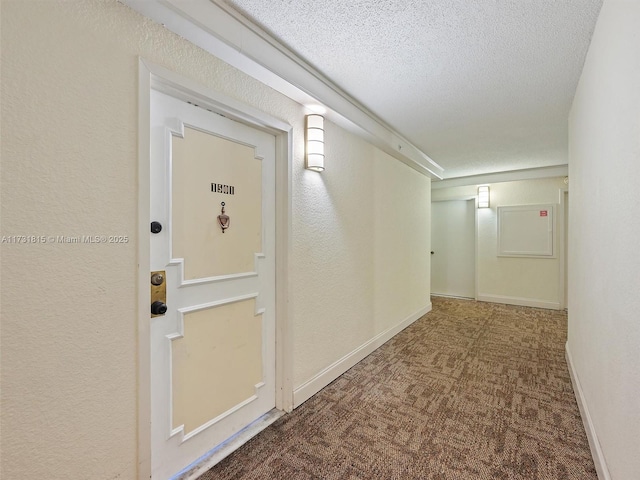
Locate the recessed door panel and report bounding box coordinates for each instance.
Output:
[172,127,262,280]
[171,299,263,437]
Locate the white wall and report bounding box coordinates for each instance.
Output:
[373,148,431,332]
[432,177,566,309]
[0,1,431,478]
[567,0,640,478]
[292,119,432,400]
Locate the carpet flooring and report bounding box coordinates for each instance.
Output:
[199,297,596,479]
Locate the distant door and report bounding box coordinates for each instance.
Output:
[431,200,475,298]
[149,90,276,479]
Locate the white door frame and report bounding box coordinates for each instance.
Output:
[136,58,293,480]
[431,195,478,300]
[558,187,569,310]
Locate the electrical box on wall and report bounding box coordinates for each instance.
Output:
[497,204,556,258]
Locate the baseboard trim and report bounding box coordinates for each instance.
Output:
[293,302,432,408]
[431,294,475,300]
[565,343,611,480]
[477,294,560,310]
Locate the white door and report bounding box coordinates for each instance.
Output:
[149,90,276,479]
[431,200,475,298]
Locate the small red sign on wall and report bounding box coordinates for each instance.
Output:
[540,210,548,217]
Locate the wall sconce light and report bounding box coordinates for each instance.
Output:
[305,114,324,171]
[478,186,490,208]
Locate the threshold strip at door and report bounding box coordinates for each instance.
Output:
[171,409,285,480]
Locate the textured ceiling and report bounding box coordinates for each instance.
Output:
[224,0,602,178]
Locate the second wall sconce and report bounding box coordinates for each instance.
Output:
[305,114,325,171]
[478,186,490,208]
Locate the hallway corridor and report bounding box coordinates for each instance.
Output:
[200,297,596,479]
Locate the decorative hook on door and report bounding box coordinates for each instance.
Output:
[217,202,230,233]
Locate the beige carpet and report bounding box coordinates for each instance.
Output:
[199,297,596,479]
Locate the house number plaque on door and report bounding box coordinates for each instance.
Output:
[211,182,235,195]
[217,202,230,233]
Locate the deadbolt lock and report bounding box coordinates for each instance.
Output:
[150,270,167,317]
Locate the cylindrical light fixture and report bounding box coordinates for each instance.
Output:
[305,114,324,171]
[478,186,490,208]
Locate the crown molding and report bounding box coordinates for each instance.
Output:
[121,0,444,179]
[431,165,568,189]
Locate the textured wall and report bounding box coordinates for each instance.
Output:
[476,178,564,307]
[292,119,432,388]
[568,0,640,478]
[432,177,566,308]
[0,1,432,478]
[292,121,376,384]
[373,148,431,332]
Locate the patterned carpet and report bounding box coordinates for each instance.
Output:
[199,297,596,479]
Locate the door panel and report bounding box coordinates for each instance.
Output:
[431,200,475,298]
[150,90,276,479]
[171,298,263,438]
[171,126,262,280]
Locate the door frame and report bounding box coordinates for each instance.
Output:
[136,58,293,480]
[558,187,569,310]
[431,195,478,300]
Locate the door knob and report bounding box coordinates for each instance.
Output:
[431,251,434,254]
[151,301,167,316]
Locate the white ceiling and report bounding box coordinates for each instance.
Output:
[224,0,602,179]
